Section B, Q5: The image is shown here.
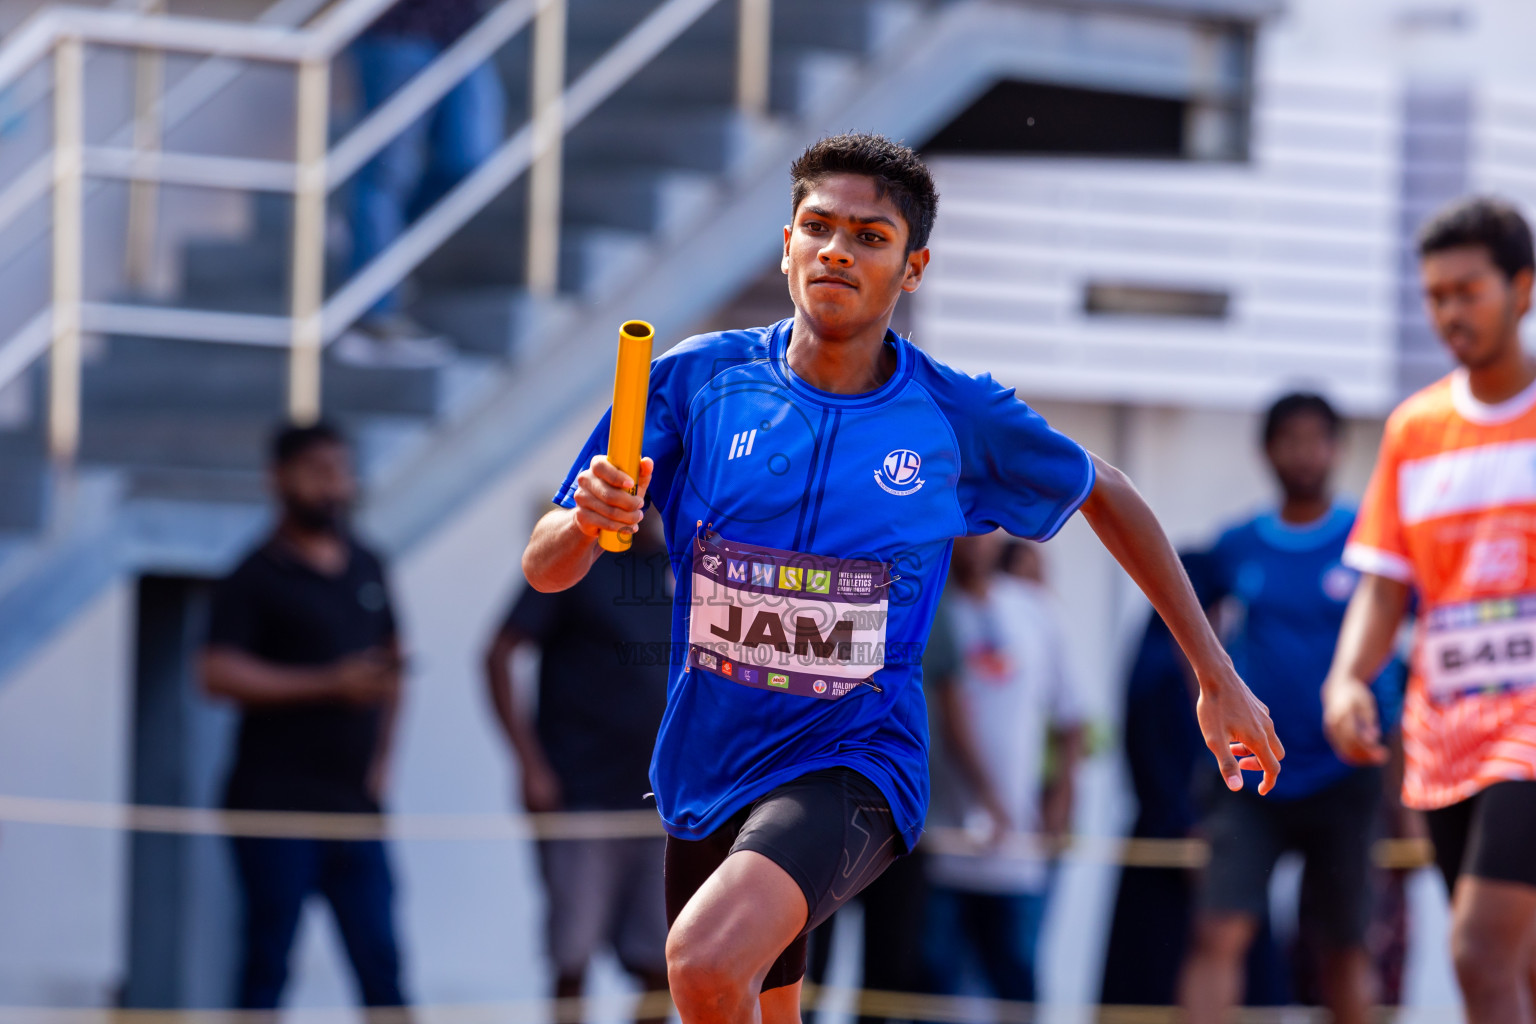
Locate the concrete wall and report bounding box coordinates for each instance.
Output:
[0,583,133,1007]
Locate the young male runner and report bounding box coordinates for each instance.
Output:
[521,133,1282,1024]
[1324,196,1536,1024]
[1181,394,1384,1024]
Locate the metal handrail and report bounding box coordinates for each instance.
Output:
[0,0,333,243]
[0,0,774,457]
[325,0,725,335]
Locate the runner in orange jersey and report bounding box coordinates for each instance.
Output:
[1324,196,1536,1024]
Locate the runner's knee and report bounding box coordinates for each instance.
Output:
[666,927,754,1010]
[1451,920,1526,1000]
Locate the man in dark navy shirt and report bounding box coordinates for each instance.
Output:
[1180,394,1388,1024]
[202,422,407,1010]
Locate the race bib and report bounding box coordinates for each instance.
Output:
[687,531,889,699]
[1422,594,1536,703]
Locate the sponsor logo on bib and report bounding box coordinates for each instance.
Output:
[688,532,889,700]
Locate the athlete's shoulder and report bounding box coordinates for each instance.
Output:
[905,340,1025,420]
[1216,513,1263,546]
[1384,373,1457,438]
[657,321,777,376]
[1211,514,1265,561]
[907,341,1005,396]
[650,321,779,412]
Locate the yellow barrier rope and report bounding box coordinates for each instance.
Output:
[0,989,1458,1024]
[0,793,1434,868]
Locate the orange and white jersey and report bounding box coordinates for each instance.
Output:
[1347,369,1536,810]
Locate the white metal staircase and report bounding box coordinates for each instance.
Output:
[0,0,1265,681]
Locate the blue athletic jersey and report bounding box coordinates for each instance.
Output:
[554,318,1096,847]
[1208,506,1369,800]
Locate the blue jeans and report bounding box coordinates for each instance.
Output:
[923,887,1049,1004]
[231,837,407,1008]
[349,35,505,315]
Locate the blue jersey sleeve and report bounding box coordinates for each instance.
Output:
[929,370,1096,540]
[553,329,765,516]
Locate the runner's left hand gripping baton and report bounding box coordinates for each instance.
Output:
[599,320,655,553]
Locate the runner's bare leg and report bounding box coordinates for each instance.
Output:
[668,851,809,1024]
[758,980,803,1024]
[1527,939,1536,1016]
[1317,946,1375,1024]
[1178,913,1257,1024]
[1451,877,1536,1024]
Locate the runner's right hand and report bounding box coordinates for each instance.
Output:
[1322,675,1388,766]
[1194,664,1285,794]
[571,455,653,539]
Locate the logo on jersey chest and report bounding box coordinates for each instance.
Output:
[728,429,758,460]
[875,449,925,496]
[1321,563,1359,602]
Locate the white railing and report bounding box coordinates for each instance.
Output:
[0,0,775,459]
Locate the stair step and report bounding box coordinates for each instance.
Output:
[0,434,51,532]
[558,0,918,54]
[83,334,465,420]
[177,236,349,315]
[563,168,719,235]
[79,407,443,483]
[564,107,782,174]
[418,220,653,296]
[516,47,861,118]
[80,414,276,472]
[415,289,577,359]
[84,336,287,414]
[123,466,270,505]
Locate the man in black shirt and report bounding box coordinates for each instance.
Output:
[485,514,672,1022]
[202,422,407,1009]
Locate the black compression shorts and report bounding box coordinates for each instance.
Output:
[1424,780,1536,893]
[663,766,902,991]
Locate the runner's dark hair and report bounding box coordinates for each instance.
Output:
[1262,392,1340,446]
[270,420,348,465]
[790,132,939,253]
[1418,196,1535,281]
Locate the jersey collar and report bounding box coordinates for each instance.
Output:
[767,318,914,410]
[1451,367,1536,425]
[1253,504,1355,551]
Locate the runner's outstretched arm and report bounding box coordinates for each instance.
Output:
[1321,573,1410,766]
[523,456,654,592]
[1078,453,1286,794]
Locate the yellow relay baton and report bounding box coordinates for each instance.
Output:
[599,319,656,553]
